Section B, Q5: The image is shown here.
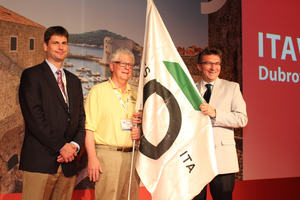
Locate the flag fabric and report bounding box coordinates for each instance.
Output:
[135,0,218,199]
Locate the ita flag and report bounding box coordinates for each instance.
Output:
[135,0,218,199]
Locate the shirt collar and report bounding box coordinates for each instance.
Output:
[45,59,65,77]
[109,77,131,93]
[201,79,215,87]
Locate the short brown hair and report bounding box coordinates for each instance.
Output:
[44,26,69,44]
[198,47,222,64]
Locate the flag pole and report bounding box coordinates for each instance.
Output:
[127,139,136,200]
[127,1,150,198]
[128,109,142,200]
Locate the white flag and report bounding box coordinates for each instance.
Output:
[136,0,218,199]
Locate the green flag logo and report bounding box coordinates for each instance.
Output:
[163,61,203,111]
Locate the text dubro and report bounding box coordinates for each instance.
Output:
[259,66,300,83]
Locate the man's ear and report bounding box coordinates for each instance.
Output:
[109,62,114,72]
[43,42,48,52]
[197,64,202,72]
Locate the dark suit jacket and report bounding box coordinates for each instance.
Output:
[19,61,85,177]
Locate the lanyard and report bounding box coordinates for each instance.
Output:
[109,80,130,117]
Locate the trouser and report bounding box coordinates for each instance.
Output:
[94,144,140,200]
[193,173,235,200]
[22,165,76,200]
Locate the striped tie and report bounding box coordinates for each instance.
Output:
[56,70,66,97]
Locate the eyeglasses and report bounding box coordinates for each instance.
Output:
[114,61,134,69]
[200,61,221,66]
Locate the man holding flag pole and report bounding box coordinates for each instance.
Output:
[135,0,218,199]
[84,48,142,200]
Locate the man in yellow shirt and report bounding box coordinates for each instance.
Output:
[85,48,141,200]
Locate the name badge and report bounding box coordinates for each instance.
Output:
[120,119,133,131]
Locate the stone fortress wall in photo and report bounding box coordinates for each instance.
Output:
[0,5,45,193]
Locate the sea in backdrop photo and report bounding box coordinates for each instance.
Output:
[65,45,111,98]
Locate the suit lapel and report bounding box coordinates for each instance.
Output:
[210,77,221,107]
[41,61,69,113]
[65,69,73,114]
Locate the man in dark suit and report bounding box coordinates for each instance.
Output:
[18,26,85,200]
[193,48,248,200]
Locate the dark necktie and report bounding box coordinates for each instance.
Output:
[203,84,212,103]
[56,70,66,97]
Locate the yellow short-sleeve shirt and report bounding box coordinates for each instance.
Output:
[85,78,137,147]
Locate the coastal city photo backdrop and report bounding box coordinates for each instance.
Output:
[0,0,208,194]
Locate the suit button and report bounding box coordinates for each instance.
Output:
[68,118,70,121]
[43,146,50,151]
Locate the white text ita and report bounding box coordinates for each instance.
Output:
[258,32,300,61]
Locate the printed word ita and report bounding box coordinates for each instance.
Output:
[259,32,300,61]
[259,66,300,83]
[180,151,195,173]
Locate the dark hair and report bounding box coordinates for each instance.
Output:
[198,47,222,64]
[44,26,69,44]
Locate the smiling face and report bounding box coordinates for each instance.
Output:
[43,34,68,68]
[197,54,221,83]
[110,53,133,84]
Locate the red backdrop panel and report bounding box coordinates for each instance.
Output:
[242,0,300,180]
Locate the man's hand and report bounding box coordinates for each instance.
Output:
[131,126,141,140]
[132,111,142,126]
[58,143,78,163]
[131,111,142,140]
[85,129,103,182]
[87,157,103,182]
[200,102,216,118]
